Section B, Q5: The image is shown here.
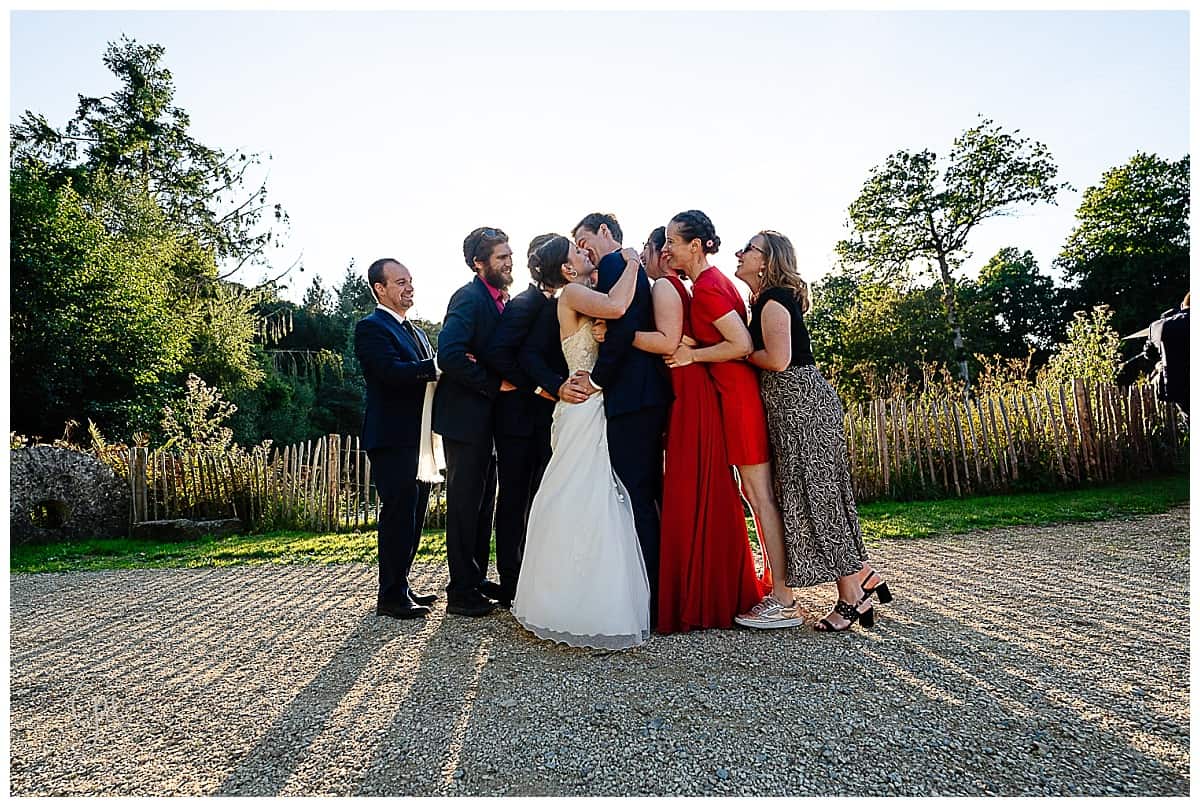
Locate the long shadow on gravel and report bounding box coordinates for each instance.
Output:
[214,613,382,795]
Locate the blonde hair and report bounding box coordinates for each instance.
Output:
[756,230,810,314]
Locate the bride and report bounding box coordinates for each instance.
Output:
[511,235,650,650]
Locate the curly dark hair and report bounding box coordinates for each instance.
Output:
[571,212,623,244]
[462,226,509,270]
[527,234,573,290]
[669,210,721,255]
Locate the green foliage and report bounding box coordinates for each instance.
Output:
[10,165,193,438]
[968,248,1063,352]
[12,476,1187,573]
[11,35,287,269]
[160,374,237,451]
[1056,152,1189,337]
[1041,305,1123,388]
[836,117,1070,383]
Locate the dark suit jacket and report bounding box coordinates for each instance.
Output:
[481,283,559,438]
[590,250,673,418]
[519,292,570,401]
[432,276,503,444]
[354,308,437,452]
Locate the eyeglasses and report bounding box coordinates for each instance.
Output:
[736,242,766,258]
[479,227,501,239]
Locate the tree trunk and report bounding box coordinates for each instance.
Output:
[936,254,971,393]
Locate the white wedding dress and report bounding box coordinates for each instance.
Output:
[511,318,651,650]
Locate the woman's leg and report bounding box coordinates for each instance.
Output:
[736,461,792,605]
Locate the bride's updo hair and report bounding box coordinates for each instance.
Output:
[528,233,573,289]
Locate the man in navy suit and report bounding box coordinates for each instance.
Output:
[432,227,518,617]
[354,258,439,620]
[572,213,673,627]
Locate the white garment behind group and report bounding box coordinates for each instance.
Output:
[511,319,651,650]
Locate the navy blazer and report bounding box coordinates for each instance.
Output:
[519,292,570,398]
[432,276,503,444]
[354,309,437,451]
[481,283,559,438]
[590,250,673,418]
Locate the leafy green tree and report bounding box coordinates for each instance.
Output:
[10,35,287,273]
[836,117,1070,387]
[10,165,192,438]
[959,247,1062,358]
[1055,152,1189,338]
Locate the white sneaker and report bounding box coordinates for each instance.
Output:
[734,595,803,629]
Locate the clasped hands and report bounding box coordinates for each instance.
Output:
[664,335,699,368]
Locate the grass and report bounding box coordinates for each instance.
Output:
[10,475,1188,575]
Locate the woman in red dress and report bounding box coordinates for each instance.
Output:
[632,227,764,633]
[661,210,799,630]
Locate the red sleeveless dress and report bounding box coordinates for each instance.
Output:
[690,267,771,466]
[657,275,768,633]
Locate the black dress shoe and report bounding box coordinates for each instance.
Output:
[477,580,506,600]
[376,601,430,620]
[446,590,497,617]
[410,591,439,606]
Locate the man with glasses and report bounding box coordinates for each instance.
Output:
[354,258,439,619]
[433,226,517,616]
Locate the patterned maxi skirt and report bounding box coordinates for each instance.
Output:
[760,365,868,587]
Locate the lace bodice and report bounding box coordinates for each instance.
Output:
[561,318,600,375]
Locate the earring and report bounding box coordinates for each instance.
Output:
[566,268,577,278]
[757,271,764,278]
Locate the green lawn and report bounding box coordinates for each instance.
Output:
[10,475,1188,574]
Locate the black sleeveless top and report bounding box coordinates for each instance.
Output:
[749,286,815,367]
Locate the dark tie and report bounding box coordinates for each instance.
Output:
[401,320,427,359]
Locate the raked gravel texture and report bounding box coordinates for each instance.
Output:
[9,507,1190,796]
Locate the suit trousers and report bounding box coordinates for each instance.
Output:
[367,446,431,606]
[606,405,668,625]
[442,436,498,597]
[494,424,553,595]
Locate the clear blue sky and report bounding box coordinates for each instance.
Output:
[9,9,1189,321]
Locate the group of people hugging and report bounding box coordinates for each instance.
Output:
[353,210,892,650]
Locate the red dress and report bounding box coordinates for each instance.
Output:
[657,276,768,633]
[690,267,771,466]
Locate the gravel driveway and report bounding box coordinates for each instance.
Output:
[9,508,1190,796]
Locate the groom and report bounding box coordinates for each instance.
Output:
[571,213,673,627]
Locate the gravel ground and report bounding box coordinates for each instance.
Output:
[9,508,1191,796]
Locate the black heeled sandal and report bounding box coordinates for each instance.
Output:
[861,569,893,605]
[814,597,874,632]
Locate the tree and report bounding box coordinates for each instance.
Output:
[10,36,287,276]
[302,276,333,317]
[10,165,192,437]
[961,247,1062,357]
[1055,152,1189,338]
[836,117,1070,388]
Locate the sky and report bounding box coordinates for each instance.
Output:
[8,7,1190,322]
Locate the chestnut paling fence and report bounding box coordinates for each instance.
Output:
[116,380,1186,534]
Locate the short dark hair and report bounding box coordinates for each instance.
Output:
[463,227,509,270]
[646,226,666,253]
[572,212,622,244]
[367,258,400,293]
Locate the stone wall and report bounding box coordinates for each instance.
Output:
[10,446,130,545]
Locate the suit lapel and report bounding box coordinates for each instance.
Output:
[373,309,421,359]
[473,276,502,323]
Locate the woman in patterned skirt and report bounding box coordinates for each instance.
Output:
[735,229,893,632]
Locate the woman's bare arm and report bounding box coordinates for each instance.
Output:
[747,299,792,371]
[633,278,684,355]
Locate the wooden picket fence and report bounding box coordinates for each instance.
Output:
[121,379,1186,534]
[844,379,1187,502]
[125,436,448,533]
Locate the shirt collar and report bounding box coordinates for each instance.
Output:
[481,276,508,303]
[376,304,407,325]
